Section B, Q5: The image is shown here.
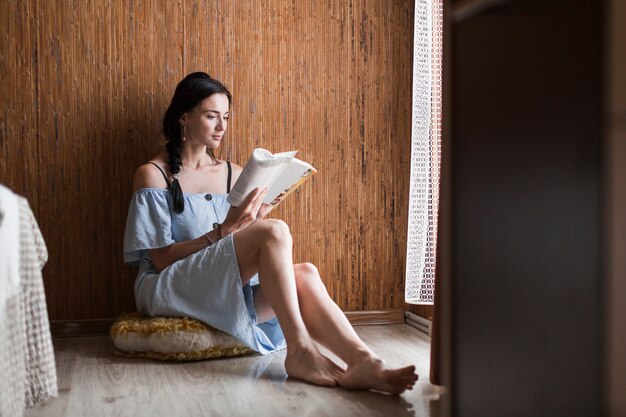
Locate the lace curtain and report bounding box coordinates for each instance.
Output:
[405,0,443,305]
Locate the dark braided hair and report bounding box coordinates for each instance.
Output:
[162,72,232,213]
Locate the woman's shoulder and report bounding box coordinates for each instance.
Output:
[227,161,243,183]
[227,160,242,170]
[133,157,170,192]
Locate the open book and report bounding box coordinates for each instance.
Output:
[227,148,317,207]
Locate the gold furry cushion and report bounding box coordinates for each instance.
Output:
[110,312,254,361]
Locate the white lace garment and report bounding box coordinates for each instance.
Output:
[0,185,57,417]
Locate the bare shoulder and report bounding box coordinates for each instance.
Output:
[228,161,243,183]
[133,161,170,192]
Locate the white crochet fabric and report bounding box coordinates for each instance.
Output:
[0,184,20,308]
[405,0,443,305]
[0,188,57,417]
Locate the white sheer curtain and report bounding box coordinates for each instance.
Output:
[405,0,443,305]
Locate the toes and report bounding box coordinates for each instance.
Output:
[401,377,414,386]
[303,370,338,387]
[401,373,418,383]
[331,369,345,380]
[322,375,338,387]
[399,365,417,376]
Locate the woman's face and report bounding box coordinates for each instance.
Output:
[181,93,230,150]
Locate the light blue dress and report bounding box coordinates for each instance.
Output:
[123,187,286,355]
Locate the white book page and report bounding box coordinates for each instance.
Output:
[227,149,297,206]
[264,159,315,203]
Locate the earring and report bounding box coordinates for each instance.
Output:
[181,125,186,142]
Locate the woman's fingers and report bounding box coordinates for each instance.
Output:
[249,187,268,209]
[240,188,268,222]
[252,187,268,202]
[224,187,269,234]
[245,187,264,203]
[256,203,273,220]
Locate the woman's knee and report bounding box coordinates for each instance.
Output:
[232,221,291,284]
[233,219,290,251]
[297,262,318,277]
[261,219,292,244]
[295,262,327,294]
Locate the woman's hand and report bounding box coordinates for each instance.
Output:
[221,187,268,235]
[256,203,274,221]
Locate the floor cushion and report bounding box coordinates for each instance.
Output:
[110,312,254,361]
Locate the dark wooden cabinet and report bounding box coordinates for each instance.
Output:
[450,1,604,415]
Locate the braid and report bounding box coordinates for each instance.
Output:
[165,136,184,213]
[163,108,185,213]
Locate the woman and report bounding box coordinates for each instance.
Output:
[123,72,418,394]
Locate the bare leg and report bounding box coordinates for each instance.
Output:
[252,262,418,394]
[232,220,343,386]
[293,263,374,362]
[293,263,418,394]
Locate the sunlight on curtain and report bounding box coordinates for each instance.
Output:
[405,0,442,305]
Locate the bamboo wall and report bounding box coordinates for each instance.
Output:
[0,0,432,320]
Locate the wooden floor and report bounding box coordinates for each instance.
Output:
[26,324,445,417]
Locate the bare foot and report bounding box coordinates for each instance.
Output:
[338,357,418,395]
[284,344,345,387]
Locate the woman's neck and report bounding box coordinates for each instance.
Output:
[180,144,217,169]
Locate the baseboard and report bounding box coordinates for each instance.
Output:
[50,318,116,338]
[404,310,432,337]
[50,309,406,338]
[344,309,405,326]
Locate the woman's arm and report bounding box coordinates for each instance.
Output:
[150,187,267,272]
[149,233,218,272]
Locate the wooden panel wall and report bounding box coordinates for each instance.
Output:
[0,0,432,320]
